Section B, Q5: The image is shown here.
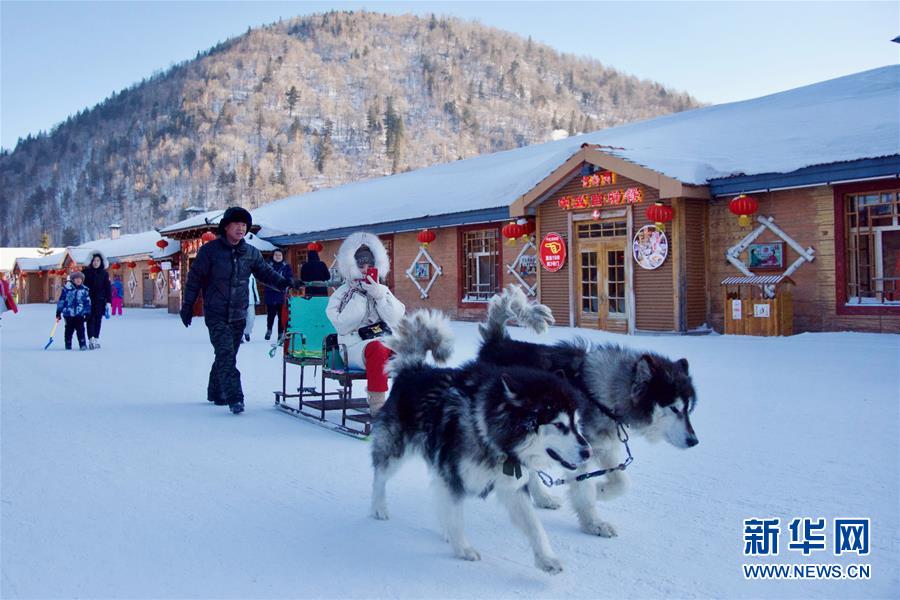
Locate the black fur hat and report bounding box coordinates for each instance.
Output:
[217,206,253,235]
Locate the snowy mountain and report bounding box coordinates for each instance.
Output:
[0,10,699,247]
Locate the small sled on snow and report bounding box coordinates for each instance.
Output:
[273,292,372,438]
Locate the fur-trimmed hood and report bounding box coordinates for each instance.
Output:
[84,250,110,270]
[336,232,390,282]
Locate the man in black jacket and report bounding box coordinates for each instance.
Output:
[180,207,297,414]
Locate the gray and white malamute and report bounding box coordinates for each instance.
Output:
[370,310,592,574]
[477,286,699,537]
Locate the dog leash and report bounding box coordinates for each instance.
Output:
[537,421,634,488]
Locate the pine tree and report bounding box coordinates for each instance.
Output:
[38,232,52,255]
[285,86,300,117]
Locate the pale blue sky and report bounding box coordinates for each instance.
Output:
[1,1,898,150]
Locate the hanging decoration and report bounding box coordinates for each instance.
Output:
[591,209,601,221]
[516,219,536,241]
[729,194,759,227]
[633,225,669,270]
[645,202,674,233]
[201,231,217,244]
[111,263,120,271]
[502,222,523,245]
[307,241,323,252]
[127,270,138,300]
[416,229,436,247]
[155,270,167,301]
[156,239,169,250]
[127,261,137,269]
[505,237,539,296]
[405,246,443,299]
[725,214,816,284]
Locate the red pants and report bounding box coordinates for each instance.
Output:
[111,298,123,315]
[363,341,392,392]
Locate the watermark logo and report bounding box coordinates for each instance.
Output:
[742,516,872,580]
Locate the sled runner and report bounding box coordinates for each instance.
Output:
[273,292,372,436]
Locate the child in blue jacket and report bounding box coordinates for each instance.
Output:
[56,271,92,350]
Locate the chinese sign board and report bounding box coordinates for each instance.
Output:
[558,187,644,210]
[539,233,566,272]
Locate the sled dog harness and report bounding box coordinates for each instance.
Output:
[537,420,634,489]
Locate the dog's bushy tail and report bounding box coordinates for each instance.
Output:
[384,310,454,375]
[478,285,555,343]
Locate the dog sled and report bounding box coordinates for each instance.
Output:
[273,291,372,438]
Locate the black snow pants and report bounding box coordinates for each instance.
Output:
[206,319,246,405]
[265,304,284,336]
[64,316,87,348]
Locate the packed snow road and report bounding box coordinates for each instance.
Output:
[2,304,897,598]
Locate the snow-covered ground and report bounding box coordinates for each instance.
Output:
[2,304,898,599]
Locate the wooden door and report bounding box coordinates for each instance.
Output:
[577,239,628,332]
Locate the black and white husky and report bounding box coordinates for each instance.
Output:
[370,310,592,574]
[477,286,699,537]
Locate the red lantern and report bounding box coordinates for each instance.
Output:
[149,266,161,274]
[306,242,323,253]
[502,222,523,245]
[111,263,120,270]
[646,202,674,233]
[20,272,27,278]
[417,229,436,246]
[127,261,137,269]
[729,194,759,227]
[201,231,216,244]
[517,219,535,240]
[156,239,169,250]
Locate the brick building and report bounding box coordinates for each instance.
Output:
[253,66,898,334]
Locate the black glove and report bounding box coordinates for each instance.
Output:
[179,306,193,328]
[290,278,305,290]
[55,311,62,320]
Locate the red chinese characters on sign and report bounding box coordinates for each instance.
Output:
[557,187,644,211]
[539,232,566,272]
[581,171,617,188]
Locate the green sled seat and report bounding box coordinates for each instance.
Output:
[274,293,371,436]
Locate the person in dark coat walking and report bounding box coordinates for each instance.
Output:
[180,207,298,414]
[300,249,330,297]
[83,252,111,349]
[262,249,293,341]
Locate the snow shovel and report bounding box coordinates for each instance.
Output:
[43,318,61,350]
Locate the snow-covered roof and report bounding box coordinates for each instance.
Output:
[69,230,181,263]
[253,65,899,238]
[160,209,285,240]
[14,252,66,271]
[1,248,64,272]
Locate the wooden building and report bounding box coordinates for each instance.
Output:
[253,65,899,334]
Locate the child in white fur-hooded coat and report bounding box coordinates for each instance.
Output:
[326,232,405,412]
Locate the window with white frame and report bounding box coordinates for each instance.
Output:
[845,189,900,303]
[462,228,499,301]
